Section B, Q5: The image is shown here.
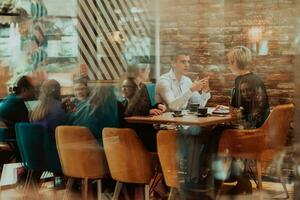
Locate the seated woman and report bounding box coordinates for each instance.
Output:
[30,79,67,188]
[228,45,270,129]
[119,64,166,152]
[212,46,270,194]
[30,79,68,136]
[71,85,119,145]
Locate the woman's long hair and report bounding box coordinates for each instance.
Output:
[86,85,117,116]
[30,79,61,121]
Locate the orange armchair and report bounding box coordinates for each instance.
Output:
[157,130,180,200]
[102,128,157,200]
[218,104,294,194]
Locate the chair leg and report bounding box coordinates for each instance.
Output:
[256,160,262,190]
[82,178,89,200]
[280,179,289,199]
[63,178,74,200]
[97,180,102,200]
[145,184,150,200]
[168,187,177,200]
[112,181,123,200]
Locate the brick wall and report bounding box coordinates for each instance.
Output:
[159,0,299,107]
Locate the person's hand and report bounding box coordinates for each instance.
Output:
[149,108,163,116]
[190,76,209,92]
[215,105,229,110]
[202,77,210,92]
[157,104,167,112]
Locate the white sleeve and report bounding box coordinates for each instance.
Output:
[190,91,211,107]
[156,79,193,111]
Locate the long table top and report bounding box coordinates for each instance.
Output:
[125,108,237,126]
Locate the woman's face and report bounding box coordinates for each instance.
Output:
[122,80,136,99]
[240,82,254,102]
[138,67,150,82]
[228,58,239,75]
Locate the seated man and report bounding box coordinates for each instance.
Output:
[0,76,36,162]
[155,50,211,111]
[155,50,213,199]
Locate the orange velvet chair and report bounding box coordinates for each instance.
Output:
[56,126,110,200]
[157,130,180,200]
[218,104,294,196]
[102,128,157,200]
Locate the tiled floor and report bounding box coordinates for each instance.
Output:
[0,181,294,200]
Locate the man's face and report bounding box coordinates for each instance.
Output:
[74,83,89,101]
[172,55,190,76]
[122,80,136,99]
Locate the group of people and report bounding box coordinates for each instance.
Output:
[0,45,270,199]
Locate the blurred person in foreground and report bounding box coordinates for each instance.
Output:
[71,85,119,145]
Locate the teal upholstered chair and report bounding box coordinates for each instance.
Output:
[146,83,157,106]
[15,123,62,194]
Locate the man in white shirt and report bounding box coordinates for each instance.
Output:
[155,51,211,111]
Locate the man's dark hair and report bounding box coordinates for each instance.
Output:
[171,49,191,61]
[13,76,33,94]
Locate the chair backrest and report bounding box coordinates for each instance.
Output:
[102,128,155,184]
[55,126,109,179]
[157,130,179,188]
[146,83,156,106]
[15,123,46,172]
[261,104,294,150]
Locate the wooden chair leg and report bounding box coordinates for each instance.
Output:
[168,187,177,200]
[145,184,150,200]
[63,178,74,200]
[112,181,123,200]
[256,160,262,190]
[280,177,289,199]
[97,180,102,200]
[82,178,89,200]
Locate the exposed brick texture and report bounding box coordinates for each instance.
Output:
[159,0,299,107]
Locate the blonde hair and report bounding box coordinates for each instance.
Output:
[227,46,252,70]
[30,79,61,121]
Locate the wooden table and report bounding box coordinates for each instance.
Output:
[125,108,237,126]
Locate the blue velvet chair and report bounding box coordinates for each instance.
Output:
[15,122,62,194]
[146,83,157,106]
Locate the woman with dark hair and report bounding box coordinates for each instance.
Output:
[0,76,35,137]
[119,64,166,152]
[30,79,68,136]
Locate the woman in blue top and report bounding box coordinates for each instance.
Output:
[30,79,68,137]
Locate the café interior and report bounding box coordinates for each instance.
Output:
[0,0,300,199]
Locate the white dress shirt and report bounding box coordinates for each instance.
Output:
[155,69,211,111]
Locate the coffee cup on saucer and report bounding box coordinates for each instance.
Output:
[197,107,208,116]
[189,103,200,112]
